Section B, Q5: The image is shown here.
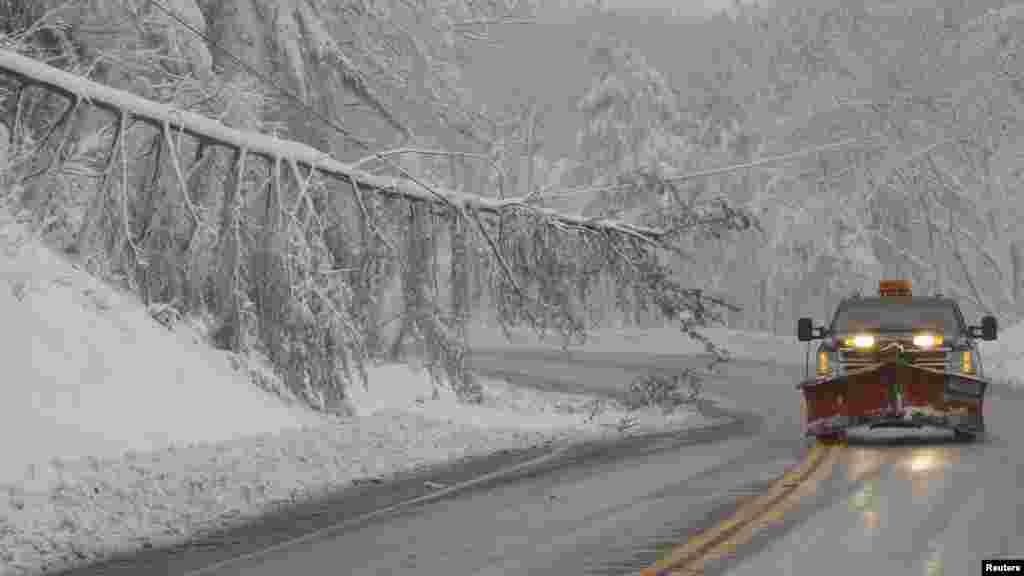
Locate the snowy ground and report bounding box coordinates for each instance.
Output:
[0,204,320,488]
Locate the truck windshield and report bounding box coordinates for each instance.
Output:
[831,300,962,337]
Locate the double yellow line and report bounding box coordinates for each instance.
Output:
[640,443,841,576]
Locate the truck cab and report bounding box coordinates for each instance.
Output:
[796,280,998,442]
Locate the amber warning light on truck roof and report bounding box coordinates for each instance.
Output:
[879,279,912,297]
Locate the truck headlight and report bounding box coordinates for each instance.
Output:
[844,334,875,349]
[912,333,942,349]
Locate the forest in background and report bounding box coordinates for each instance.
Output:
[2,0,1023,411]
[492,0,1024,333]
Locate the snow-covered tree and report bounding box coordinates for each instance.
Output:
[1,0,756,411]
[574,32,691,215]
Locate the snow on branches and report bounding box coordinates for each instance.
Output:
[0,48,755,407]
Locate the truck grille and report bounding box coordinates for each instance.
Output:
[838,349,877,369]
[907,350,949,369]
[838,348,948,370]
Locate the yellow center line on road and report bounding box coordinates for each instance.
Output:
[668,445,842,575]
[639,443,838,576]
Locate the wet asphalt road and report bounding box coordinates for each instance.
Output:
[705,388,1024,576]
[61,348,1024,576]
[184,349,812,576]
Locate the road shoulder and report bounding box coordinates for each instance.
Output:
[45,400,737,576]
[1,362,720,576]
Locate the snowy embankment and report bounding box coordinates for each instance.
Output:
[0,202,753,576]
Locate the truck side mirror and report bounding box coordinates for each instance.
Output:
[981,315,998,341]
[798,318,815,341]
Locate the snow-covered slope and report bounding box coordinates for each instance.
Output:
[0,200,711,575]
[0,203,323,486]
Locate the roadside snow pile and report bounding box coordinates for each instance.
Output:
[469,323,804,365]
[0,388,699,576]
[0,365,706,576]
[0,202,712,576]
[0,203,322,488]
[979,319,1024,389]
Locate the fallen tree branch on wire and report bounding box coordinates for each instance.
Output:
[0,48,755,411]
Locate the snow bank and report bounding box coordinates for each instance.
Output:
[0,363,706,576]
[0,204,321,488]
